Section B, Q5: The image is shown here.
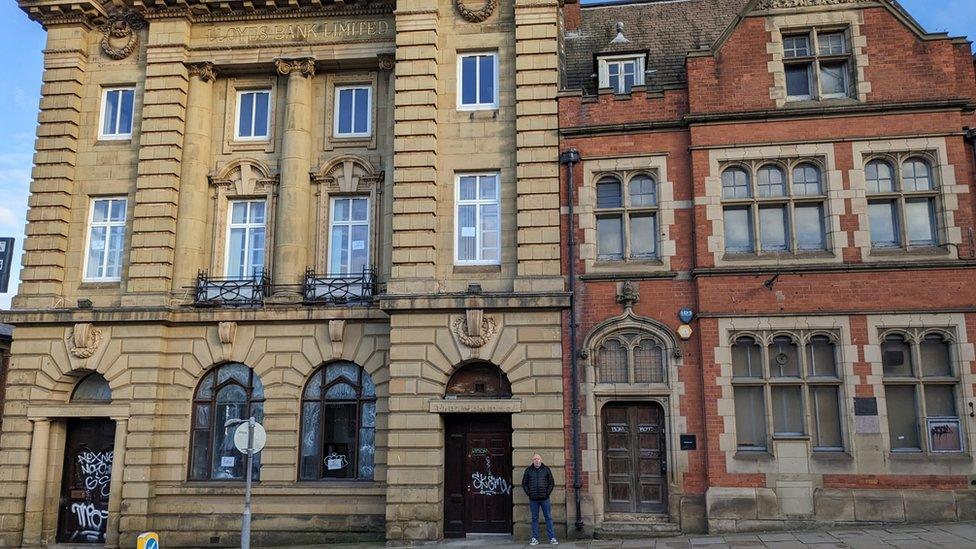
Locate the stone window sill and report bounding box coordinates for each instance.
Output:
[78,282,122,290]
[784,97,859,109]
[868,246,951,260]
[721,251,835,262]
[888,452,972,462]
[734,451,774,461]
[94,137,133,146]
[772,434,810,441]
[810,451,853,462]
[453,264,502,274]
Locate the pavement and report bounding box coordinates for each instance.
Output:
[312,522,976,548]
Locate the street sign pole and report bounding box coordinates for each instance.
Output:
[242,416,254,549]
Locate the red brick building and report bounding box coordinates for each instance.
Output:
[558,0,976,535]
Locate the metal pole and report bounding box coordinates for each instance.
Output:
[242,417,255,549]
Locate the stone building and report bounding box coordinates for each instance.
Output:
[1,0,564,546]
[559,0,976,537]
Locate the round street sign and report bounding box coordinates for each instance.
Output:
[234,422,267,454]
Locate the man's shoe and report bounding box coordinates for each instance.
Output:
[529,538,539,546]
[550,538,558,545]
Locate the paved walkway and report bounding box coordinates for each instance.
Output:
[315,522,976,548]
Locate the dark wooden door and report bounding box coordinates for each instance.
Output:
[603,403,667,514]
[444,415,513,537]
[57,419,115,543]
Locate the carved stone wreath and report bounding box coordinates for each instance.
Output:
[99,10,146,61]
[453,315,498,348]
[455,0,498,23]
[67,323,103,359]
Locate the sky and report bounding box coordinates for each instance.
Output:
[0,1,973,309]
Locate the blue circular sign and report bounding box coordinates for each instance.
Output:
[146,539,158,549]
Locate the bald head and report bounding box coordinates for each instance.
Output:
[531,454,542,467]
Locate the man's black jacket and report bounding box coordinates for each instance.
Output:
[521,463,554,501]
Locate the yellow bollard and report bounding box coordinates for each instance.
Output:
[136,532,159,549]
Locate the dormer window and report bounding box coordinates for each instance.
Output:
[598,55,645,94]
[783,29,852,101]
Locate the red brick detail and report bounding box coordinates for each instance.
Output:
[823,474,968,491]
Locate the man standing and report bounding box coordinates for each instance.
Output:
[521,453,557,545]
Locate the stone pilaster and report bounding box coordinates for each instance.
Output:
[104,418,128,549]
[171,62,216,297]
[21,419,50,547]
[272,57,315,297]
[388,1,439,294]
[14,25,89,309]
[513,0,563,292]
[122,17,191,307]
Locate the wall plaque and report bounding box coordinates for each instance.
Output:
[429,398,522,414]
[199,18,394,46]
[680,434,697,451]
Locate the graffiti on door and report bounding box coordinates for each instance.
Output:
[470,455,511,496]
[67,502,110,542]
[77,451,113,498]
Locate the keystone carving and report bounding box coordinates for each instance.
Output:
[455,0,497,23]
[218,322,237,345]
[617,281,639,309]
[275,57,316,78]
[453,310,497,348]
[756,0,870,9]
[99,10,146,60]
[67,323,103,359]
[377,54,395,71]
[329,319,346,356]
[187,62,218,83]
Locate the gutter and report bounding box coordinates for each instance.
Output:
[559,148,584,534]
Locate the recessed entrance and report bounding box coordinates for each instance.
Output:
[57,418,115,543]
[603,402,668,514]
[444,414,513,537]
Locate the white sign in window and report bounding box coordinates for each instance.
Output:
[84,197,128,281]
[225,200,267,279]
[455,173,500,265]
[458,52,498,110]
[236,90,271,140]
[330,197,370,275]
[334,86,372,138]
[99,87,135,139]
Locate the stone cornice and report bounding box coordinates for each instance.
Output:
[19,0,107,27]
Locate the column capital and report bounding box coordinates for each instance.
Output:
[378,53,395,71]
[186,61,218,83]
[275,57,316,78]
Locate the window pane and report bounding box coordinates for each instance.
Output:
[630,214,656,259]
[770,336,800,377]
[784,34,811,58]
[253,92,269,137]
[92,200,110,223]
[868,201,900,247]
[722,168,751,199]
[300,401,321,479]
[902,159,933,191]
[929,418,962,452]
[333,198,350,222]
[354,88,370,134]
[324,402,358,479]
[598,339,627,383]
[759,206,789,252]
[820,61,848,97]
[905,198,936,246]
[926,385,956,418]
[118,89,134,134]
[786,64,812,98]
[808,336,837,377]
[480,203,499,262]
[238,93,254,137]
[792,164,822,196]
[350,224,369,273]
[359,402,376,479]
[597,216,623,260]
[106,226,125,279]
[103,90,120,135]
[634,340,664,383]
[812,387,843,450]
[608,73,620,93]
[866,160,895,194]
[86,226,107,279]
[734,387,767,450]
[351,198,369,221]
[109,199,127,222]
[724,207,753,253]
[882,335,913,377]
[190,429,211,480]
[458,176,477,201]
[732,337,762,378]
[461,56,477,105]
[628,175,656,206]
[818,32,847,55]
[622,71,635,94]
[886,385,920,450]
[227,228,246,277]
[337,89,354,134]
[457,204,477,261]
[772,386,804,435]
[795,204,826,250]
[920,335,951,377]
[757,165,786,197]
[479,175,497,200]
[596,178,623,208]
[478,54,495,104]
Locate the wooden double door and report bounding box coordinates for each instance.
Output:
[57,418,116,544]
[603,403,668,514]
[444,414,513,537]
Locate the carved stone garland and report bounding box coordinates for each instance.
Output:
[99,10,147,61]
[453,310,498,348]
[67,323,103,359]
[455,0,498,23]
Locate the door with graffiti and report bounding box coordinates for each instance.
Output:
[58,418,115,543]
[444,414,513,537]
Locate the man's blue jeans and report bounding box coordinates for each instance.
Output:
[529,498,555,540]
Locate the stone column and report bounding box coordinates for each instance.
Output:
[172,62,217,296]
[271,58,315,298]
[104,419,128,549]
[21,419,50,546]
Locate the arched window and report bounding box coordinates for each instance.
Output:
[445,361,512,398]
[596,331,667,384]
[300,361,376,480]
[189,363,264,481]
[72,372,112,402]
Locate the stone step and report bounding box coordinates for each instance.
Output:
[595,520,682,539]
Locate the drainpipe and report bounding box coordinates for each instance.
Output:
[559,148,584,534]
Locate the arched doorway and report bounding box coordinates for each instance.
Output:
[602,401,668,514]
[443,361,514,537]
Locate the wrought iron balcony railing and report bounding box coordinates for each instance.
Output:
[194,270,271,307]
[303,267,376,305]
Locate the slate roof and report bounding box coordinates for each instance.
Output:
[563,0,752,92]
